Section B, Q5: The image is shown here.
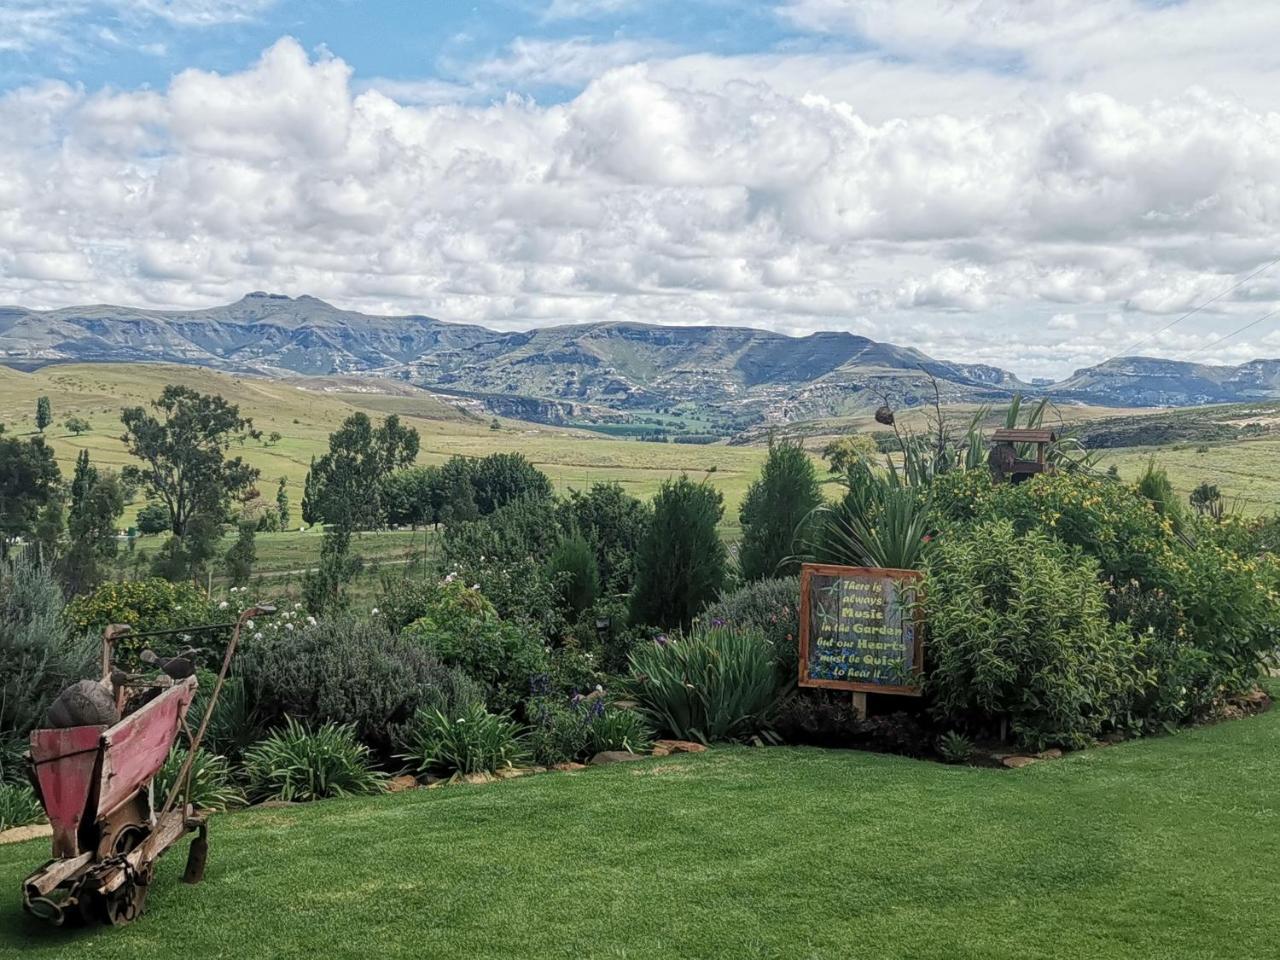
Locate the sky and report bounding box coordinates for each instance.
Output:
[2,1,1280,379]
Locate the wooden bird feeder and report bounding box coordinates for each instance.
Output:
[988,427,1058,483]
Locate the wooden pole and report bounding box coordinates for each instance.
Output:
[851,692,868,720]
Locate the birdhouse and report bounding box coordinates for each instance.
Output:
[988,428,1057,483]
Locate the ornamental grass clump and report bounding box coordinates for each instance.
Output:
[400,703,528,776]
[628,626,781,745]
[242,719,385,802]
[154,746,245,812]
[0,782,44,832]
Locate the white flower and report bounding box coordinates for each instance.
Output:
[218,601,229,610]
[294,603,302,611]
[470,584,479,591]
[371,607,380,615]
[253,632,263,641]
[245,619,255,630]
[285,623,294,632]
[307,616,317,626]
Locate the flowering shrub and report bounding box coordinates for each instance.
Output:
[401,578,548,715]
[65,577,217,660]
[525,688,653,765]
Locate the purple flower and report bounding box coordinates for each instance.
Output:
[711,617,725,627]
[655,633,669,646]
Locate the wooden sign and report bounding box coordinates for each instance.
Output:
[798,563,924,696]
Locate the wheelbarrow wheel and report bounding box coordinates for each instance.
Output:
[103,864,153,926]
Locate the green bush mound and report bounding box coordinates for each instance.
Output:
[239,615,479,758]
[400,579,548,716]
[400,704,528,777]
[703,577,800,681]
[924,520,1145,751]
[526,692,653,766]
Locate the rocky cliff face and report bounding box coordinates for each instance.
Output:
[3,293,1276,424]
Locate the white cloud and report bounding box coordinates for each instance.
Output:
[3,34,1280,378]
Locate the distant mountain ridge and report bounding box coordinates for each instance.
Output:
[2,293,1277,426]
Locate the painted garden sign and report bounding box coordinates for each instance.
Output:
[798,563,924,696]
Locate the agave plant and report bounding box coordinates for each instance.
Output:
[628,626,781,744]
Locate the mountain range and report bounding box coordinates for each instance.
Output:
[2,293,1278,428]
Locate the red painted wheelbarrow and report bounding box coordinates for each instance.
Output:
[21,605,270,926]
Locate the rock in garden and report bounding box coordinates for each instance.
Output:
[589,751,646,765]
[551,762,587,772]
[386,774,419,793]
[1000,755,1038,769]
[44,680,120,729]
[654,739,707,754]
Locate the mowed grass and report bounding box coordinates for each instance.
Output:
[2,692,1278,959]
[0,363,770,534]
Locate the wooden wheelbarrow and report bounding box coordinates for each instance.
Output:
[21,605,270,926]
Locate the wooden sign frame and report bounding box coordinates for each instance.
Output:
[798,563,925,696]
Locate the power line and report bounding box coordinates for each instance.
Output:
[1107,252,1280,359]
[1177,306,1280,364]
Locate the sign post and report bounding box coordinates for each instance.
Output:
[797,563,924,716]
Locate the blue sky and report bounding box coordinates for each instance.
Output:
[1,1,823,99]
[2,1,1279,378]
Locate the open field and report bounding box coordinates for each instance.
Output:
[3,687,1277,959]
[0,363,772,534]
[3,363,1277,536]
[1101,437,1280,515]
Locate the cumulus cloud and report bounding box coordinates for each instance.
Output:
[2,29,1280,378]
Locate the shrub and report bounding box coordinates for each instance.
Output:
[923,520,1145,751]
[0,782,44,832]
[469,452,554,515]
[401,580,549,715]
[526,694,653,765]
[65,577,218,661]
[738,437,822,580]
[628,626,781,744]
[630,475,728,629]
[1,559,95,737]
[400,704,527,776]
[242,719,385,802]
[154,746,244,812]
[806,464,932,570]
[936,731,974,764]
[238,615,466,758]
[135,502,170,534]
[703,577,800,682]
[546,532,600,618]
[558,482,651,592]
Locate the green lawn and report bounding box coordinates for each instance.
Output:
[3,694,1278,959]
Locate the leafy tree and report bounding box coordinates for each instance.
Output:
[558,482,651,592]
[276,477,291,529]
[469,452,553,515]
[546,531,600,619]
[0,436,61,555]
[303,525,362,616]
[301,456,320,525]
[439,457,479,524]
[821,434,879,474]
[61,451,125,595]
[307,414,420,530]
[35,396,51,434]
[738,437,823,580]
[135,502,171,535]
[630,474,727,629]
[64,417,91,436]
[382,465,440,528]
[120,386,259,580]
[224,521,257,587]
[266,431,282,446]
